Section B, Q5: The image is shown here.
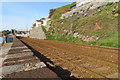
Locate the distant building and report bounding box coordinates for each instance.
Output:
[29,19,47,39]
[12,29,29,37]
[42,18,50,27]
[35,20,43,27]
[35,17,51,31]
[76,0,119,7]
[15,31,29,37]
[61,0,107,19]
[76,0,90,7]
[35,18,50,27]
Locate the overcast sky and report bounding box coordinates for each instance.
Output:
[1,1,74,31]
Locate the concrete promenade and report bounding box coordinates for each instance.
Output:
[0,37,59,79]
[0,43,13,78]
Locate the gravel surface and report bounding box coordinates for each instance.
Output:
[21,38,118,79]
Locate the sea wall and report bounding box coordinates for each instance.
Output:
[29,26,46,39]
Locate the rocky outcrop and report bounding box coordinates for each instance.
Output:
[73,32,99,42]
[44,20,51,31]
[61,29,99,42]
[61,2,107,19]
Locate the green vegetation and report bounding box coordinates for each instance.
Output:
[89,32,118,47]
[41,25,47,34]
[2,30,11,36]
[46,2,119,48]
[51,2,76,20]
[45,35,82,44]
[106,2,113,6]
[32,23,36,28]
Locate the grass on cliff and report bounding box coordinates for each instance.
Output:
[41,25,47,34]
[51,2,76,20]
[46,2,119,48]
[45,35,81,44]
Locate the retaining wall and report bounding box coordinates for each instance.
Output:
[29,26,46,39]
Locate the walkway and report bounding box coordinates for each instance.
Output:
[1,38,59,79]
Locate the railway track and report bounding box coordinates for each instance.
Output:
[21,38,118,79]
[32,38,118,64]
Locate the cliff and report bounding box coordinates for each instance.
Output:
[46,2,119,48]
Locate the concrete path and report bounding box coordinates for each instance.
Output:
[1,38,59,79]
[0,43,13,78]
